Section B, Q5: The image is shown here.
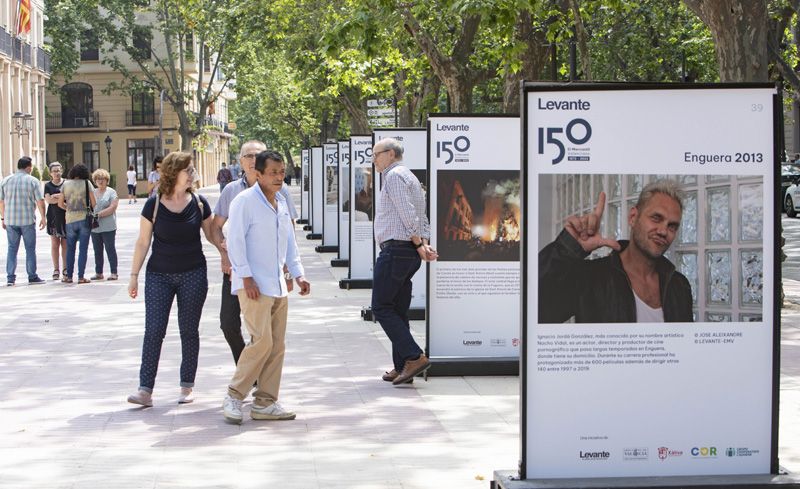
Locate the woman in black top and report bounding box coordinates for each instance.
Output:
[44,162,67,280]
[127,151,223,407]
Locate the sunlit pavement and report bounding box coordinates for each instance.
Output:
[0,184,517,489]
[1,185,799,488]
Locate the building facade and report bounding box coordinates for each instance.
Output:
[45,18,233,195]
[0,0,50,178]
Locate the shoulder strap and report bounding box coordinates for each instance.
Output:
[84,180,91,209]
[192,192,204,212]
[152,194,160,226]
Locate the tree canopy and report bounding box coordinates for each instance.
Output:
[45,0,800,155]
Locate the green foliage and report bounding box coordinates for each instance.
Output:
[41,165,51,182]
[31,166,42,180]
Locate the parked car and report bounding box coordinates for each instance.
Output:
[782,163,800,215]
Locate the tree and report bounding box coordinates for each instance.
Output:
[46,0,238,150]
[683,0,769,82]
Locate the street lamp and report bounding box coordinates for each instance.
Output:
[10,112,33,136]
[104,135,112,171]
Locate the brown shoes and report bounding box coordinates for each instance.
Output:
[392,354,430,385]
[382,369,413,384]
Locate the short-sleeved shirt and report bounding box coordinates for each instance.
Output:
[126,171,137,186]
[0,170,43,226]
[213,177,251,220]
[148,171,160,197]
[141,193,211,273]
[92,187,118,233]
[62,179,95,225]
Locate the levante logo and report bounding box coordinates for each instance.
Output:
[579,450,610,461]
[536,97,592,165]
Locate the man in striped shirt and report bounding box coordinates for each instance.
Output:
[0,156,46,286]
[371,138,438,386]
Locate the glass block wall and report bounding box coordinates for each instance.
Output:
[549,174,764,322]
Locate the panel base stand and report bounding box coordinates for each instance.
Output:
[331,259,349,267]
[491,470,800,489]
[361,307,424,321]
[306,233,322,240]
[315,245,338,253]
[297,219,308,225]
[302,225,312,231]
[339,278,372,289]
[427,357,518,377]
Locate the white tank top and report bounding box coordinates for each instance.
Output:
[633,290,664,322]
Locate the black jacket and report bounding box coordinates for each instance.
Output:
[538,230,693,323]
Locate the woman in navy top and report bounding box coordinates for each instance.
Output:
[126,151,223,407]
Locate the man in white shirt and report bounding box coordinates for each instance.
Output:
[222,150,310,424]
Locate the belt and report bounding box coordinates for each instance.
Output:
[380,239,413,251]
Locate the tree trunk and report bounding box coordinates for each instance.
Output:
[400,8,482,113]
[683,0,768,82]
[340,93,370,134]
[502,10,551,113]
[569,0,592,80]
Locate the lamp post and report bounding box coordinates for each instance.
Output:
[104,135,112,171]
[10,111,33,136]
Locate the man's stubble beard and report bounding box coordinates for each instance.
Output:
[630,220,671,263]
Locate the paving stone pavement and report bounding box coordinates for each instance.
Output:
[0,183,797,488]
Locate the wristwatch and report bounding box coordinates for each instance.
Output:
[413,241,423,249]
[284,272,292,280]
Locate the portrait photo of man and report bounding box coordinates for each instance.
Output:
[537,174,766,324]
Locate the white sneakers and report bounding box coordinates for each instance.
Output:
[222,395,296,423]
[250,401,296,421]
[223,395,243,424]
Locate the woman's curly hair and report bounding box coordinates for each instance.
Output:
[157,151,194,196]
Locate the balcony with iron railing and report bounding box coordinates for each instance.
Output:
[126,110,156,126]
[22,43,31,65]
[36,48,51,73]
[0,28,10,57]
[46,112,100,129]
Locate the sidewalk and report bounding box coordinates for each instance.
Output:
[0,184,517,489]
[0,184,798,488]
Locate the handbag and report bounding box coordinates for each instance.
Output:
[85,180,99,229]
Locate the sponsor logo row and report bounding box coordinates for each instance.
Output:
[579,446,760,462]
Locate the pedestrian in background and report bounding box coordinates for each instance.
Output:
[127,151,222,407]
[371,138,438,385]
[44,162,67,280]
[126,165,138,204]
[90,169,119,281]
[147,155,163,198]
[229,159,241,180]
[0,156,46,286]
[58,163,96,284]
[217,162,233,192]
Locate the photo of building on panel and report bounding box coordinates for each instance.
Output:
[326,166,338,205]
[341,167,350,213]
[437,170,520,262]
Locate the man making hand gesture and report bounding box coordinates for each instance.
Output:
[538,179,692,323]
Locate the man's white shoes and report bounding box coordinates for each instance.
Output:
[222,395,243,424]
[250,401,296,420]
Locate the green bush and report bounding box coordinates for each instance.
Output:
[110,173,117,190]
[31,166,41,180]
[41,165,51,182]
